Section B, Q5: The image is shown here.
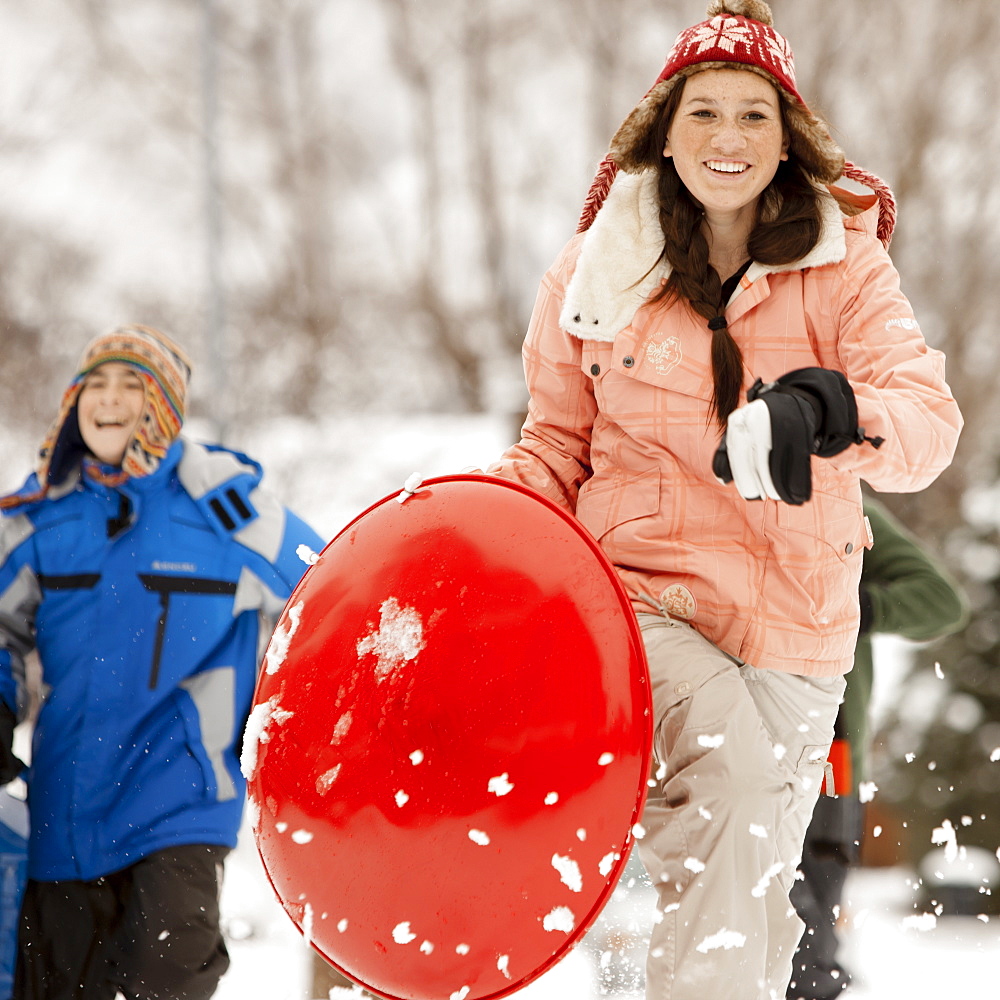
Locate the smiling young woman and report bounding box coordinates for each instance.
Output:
[488,1,962,997]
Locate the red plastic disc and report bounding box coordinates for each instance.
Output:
[246,474,650,1000]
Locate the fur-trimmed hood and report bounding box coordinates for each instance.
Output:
[559,168,852,344]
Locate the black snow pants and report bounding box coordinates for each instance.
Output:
[14,844,230,1000]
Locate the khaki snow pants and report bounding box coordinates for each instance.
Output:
[634,613,845,1000]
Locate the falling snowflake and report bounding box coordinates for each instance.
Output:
[859,781,878,804]
[468,829,490,846]
[695,928,747,953]
[751,862,785,898]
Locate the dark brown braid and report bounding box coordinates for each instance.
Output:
[637,82,823,429]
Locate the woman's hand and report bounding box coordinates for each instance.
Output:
[713,367,876,505]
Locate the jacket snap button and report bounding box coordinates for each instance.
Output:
[675,680,692,696]
[590,363,600,376]
[845,542,854,554]
[623,356,635,368]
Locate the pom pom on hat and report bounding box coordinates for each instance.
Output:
[706,1,774,25]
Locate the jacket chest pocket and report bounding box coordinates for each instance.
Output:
[581,334,713,404]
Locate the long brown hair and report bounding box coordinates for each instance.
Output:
[638,75,824,428]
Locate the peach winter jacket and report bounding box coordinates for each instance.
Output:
[491,171,962,677]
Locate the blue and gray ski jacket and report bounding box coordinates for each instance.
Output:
[0,437,323,881]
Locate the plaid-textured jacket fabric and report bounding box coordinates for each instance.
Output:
[492,197,962,677]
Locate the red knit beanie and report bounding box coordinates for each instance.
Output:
[577,0,896,247]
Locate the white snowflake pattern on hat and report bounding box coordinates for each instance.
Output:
[689,16,755,56]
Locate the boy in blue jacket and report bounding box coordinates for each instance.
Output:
[0,326,324,1000]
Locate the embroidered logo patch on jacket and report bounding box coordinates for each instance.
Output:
[646,337,682,376]
[661,584,696,619]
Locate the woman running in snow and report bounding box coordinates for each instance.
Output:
[489,2,962,997]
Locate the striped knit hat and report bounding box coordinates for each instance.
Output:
[38,325,191,489]
[578,0,896,247]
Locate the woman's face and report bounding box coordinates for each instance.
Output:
[663,68,788,228]
[77,362,146,466]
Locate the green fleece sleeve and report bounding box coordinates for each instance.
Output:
[861,499,968,642]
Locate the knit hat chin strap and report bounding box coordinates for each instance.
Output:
[38,324,192,490]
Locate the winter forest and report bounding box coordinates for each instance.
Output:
[1,0,999,995]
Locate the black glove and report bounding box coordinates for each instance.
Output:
[0,703,25,785]
[713,367,883,506]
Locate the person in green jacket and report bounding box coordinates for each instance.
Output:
[787,498,968,1000]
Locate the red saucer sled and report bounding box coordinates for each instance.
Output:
[245,474,651,1000]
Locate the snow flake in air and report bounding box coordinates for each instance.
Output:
[698,806,713,821]
[410,749,425,765]
[488,772,514,796]
[597,752,615,765]
[393,922,417,944]
[751,862,785,898]
[337,919,348,932]
[931,818,958,863]
[697,733,725,749]
[456,943,471,955]
[275,821,288,833]
[576,828,587,841]
[684,857,706,874]
[551,854,583,892]
[542,906,575,933]
[773,743,787,762]
[468,829,490,846]
[632,822,647,840]
[291,829,314,844]
[316,765,342,795]
[158,930,170,941]
[695,928,747,953]
[991,747,1000,762]
[420,940,434,954]
[859,781,878,804]
[264,601,303,675]
[395,790,410,807]
[357,598,427,681]
[544,792,559,805]
[934,661,945,679]
[748,823,768,839]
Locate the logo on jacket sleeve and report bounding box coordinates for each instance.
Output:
[660,584,696,620]
[646,336,682,376]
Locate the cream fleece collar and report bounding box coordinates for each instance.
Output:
[560,169,847,343]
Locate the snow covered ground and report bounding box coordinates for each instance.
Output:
[215,829,999,999]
